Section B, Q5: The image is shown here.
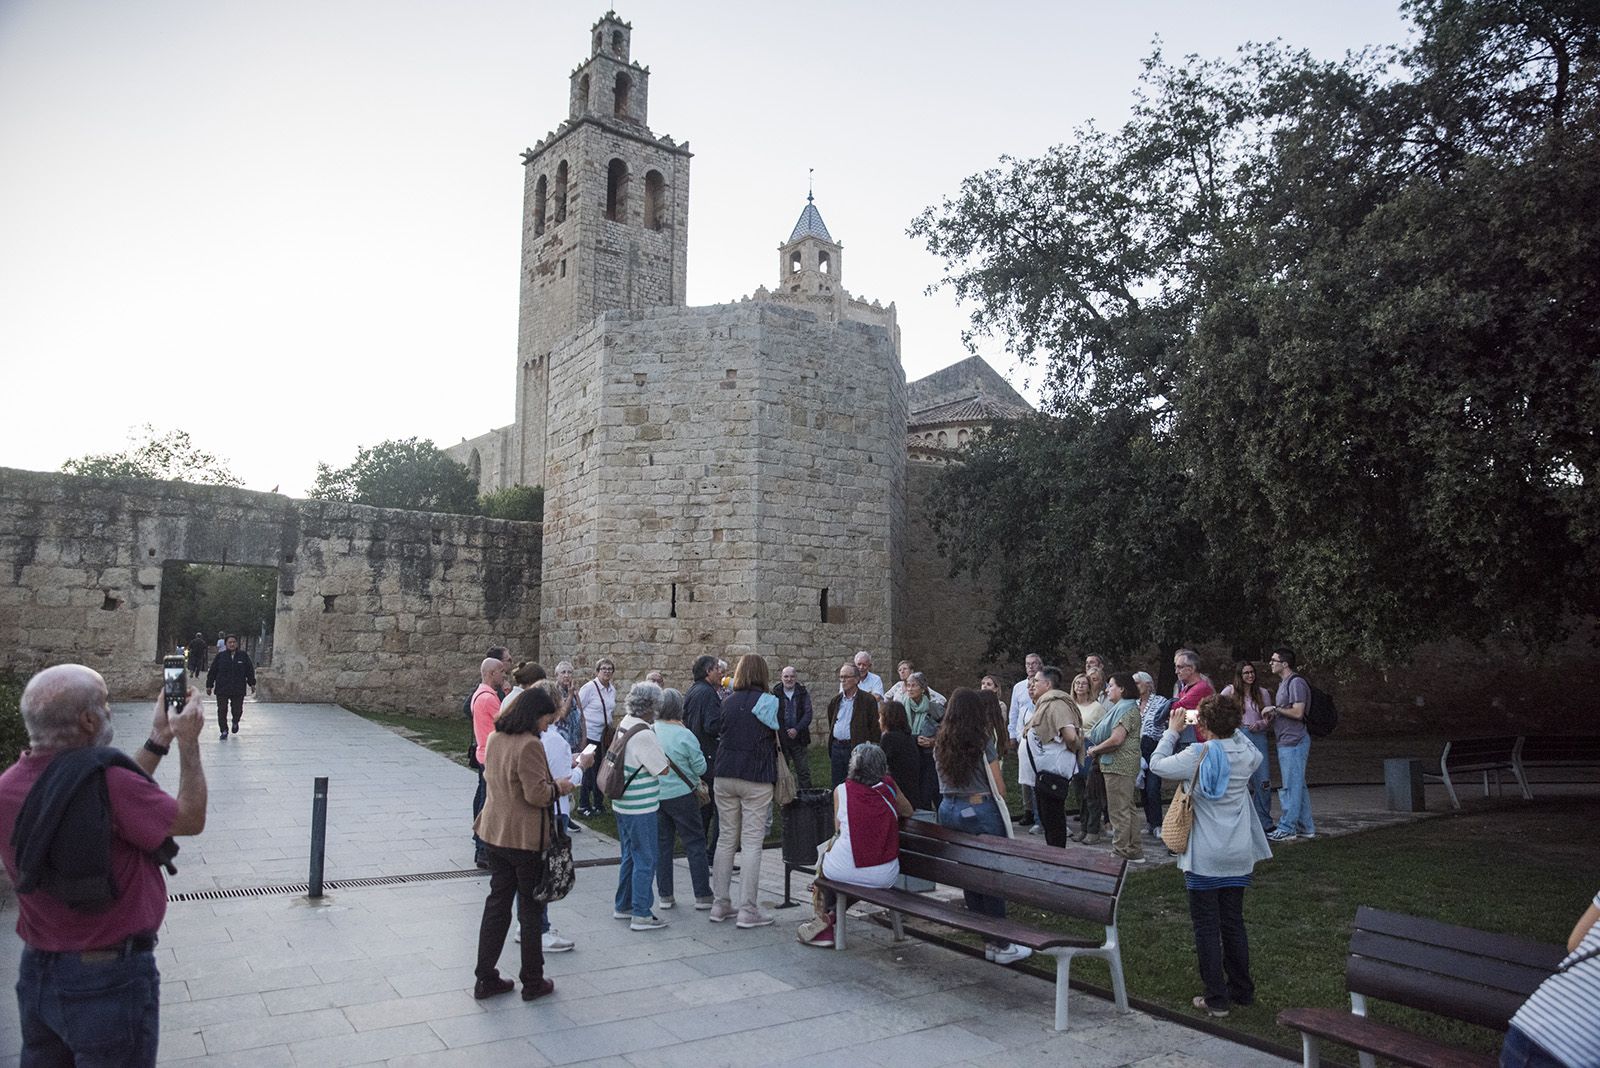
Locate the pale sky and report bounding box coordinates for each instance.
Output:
[0,1,1410,494]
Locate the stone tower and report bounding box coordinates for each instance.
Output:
[778,193,843,298]
[509,12,691,489]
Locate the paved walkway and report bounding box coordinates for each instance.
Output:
[0,701,1301,1067]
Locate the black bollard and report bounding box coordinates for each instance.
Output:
[308,776,329,897]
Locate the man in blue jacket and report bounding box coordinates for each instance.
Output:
[773,665,814,789]
[205,635,256,741]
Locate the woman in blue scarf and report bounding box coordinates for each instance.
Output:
[1149,693,1273,1018]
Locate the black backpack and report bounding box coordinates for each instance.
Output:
[1302,678,1339,737]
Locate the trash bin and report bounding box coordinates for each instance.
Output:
[781,788,833,869]
[1384,757,1426,812]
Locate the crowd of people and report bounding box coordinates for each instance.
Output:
[461,641,1324,1010]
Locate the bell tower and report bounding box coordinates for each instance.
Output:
[511,11,692,488]
[777,191,842,297]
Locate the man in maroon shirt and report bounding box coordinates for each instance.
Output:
[1172,648,1216,742]
[0,664,208,1067]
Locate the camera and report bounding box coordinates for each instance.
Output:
[1184,708,1199,726]
[162,655,188,711]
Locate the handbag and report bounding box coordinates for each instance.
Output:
[1160,750,1205,854]
[664,753,711,807]
[774,730,798,806]
[1024,732,1074,802]
[530,803,575,904]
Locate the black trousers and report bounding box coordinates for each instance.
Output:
[701,774,718,856]
[1140,736,1164,830]
[215,694,243,733]
[1187,886,1254,1009]
[1035,783,1069,847]
[475,845,547,986]
[1079,765,1107,834]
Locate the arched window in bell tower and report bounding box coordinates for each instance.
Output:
[611,29,625,56]
[614,72,632,119]
[643,170,666,231]
[577,73,590,113]
[789,250,803,274]
[818,249,831,275]
[554,161,569,223]
[534,175,547,235]
[606,158,629,222]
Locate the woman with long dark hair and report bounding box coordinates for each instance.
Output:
[1149,694,1272,1018]
[877,699,925,810]
[934,688,1032,966]
[1220,661,1275,833]
[472,686,570,1002]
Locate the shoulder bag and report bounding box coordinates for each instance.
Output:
[664,753,711,807]
[774,729,798,806]
[1024,730,1074,803]
[530,802,575,903]
[1160,747,1205,854]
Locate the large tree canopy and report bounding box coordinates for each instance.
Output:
[913,0,1600,665]
[62,425,240,486]
[308,437,481,515]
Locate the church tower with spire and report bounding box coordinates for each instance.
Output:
[778,192,843,298]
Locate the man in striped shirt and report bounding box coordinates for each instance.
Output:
[610,682,674,931]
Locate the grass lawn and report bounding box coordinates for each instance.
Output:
[979,796,1599,1056]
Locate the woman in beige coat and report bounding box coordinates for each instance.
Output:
[473,686,572,1002]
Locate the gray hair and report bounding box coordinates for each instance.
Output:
[848,742,889,786]
[626,680,663,721]
[657,687,685,722]
[1175,649,1201,669]
[854,650,873,665]
[554,660,574,675]
[907,671,928,689]
[21,664,104,750]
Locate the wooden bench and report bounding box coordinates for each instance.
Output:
[1516,734,1600,797]
[1277,906,1563,1068]
[815,818,1129,1030]
[1425,737,1529,809]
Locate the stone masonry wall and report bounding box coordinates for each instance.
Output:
[539,301,904,700]
[0,468,541,715]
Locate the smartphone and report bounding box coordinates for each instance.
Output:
[581,743,599,757]
[162,655,188,711]
[1184,708,1199,726]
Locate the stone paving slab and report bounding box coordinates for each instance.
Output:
[0,702,1293,1066]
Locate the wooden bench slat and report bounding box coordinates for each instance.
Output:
[1346,957,1533,1033]
[895,852,1118,926]
[1349,930,1559,999]
[898,834,1123,897]
[1355,908,1568,973]
[902,819,1128,877]
[812,878,1103,951]
[1276,1007,1498,1068]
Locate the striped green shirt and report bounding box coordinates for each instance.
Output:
[611,715,668,815]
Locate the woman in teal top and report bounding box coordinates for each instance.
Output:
[653,688,713,909]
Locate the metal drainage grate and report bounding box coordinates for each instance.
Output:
[168,867,487,903]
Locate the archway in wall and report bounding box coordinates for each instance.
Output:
[157,562,279,666]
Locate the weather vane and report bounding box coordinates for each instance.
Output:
[808,167,814,203]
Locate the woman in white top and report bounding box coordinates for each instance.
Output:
[574,658,617,816]
[529,679,591,953]
[798,743,913,948]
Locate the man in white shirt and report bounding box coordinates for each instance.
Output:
[574,658,617,817]
[1009,652,1043,827]
[853,651,884,696]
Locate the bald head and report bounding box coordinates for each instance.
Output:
[480,658,505,687]
[21,664,111,751]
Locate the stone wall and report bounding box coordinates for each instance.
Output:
[0,468,541,715]
[538,301,905,695]
[898,461,1009,693]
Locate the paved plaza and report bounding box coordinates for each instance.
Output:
[0,700,1316,1066]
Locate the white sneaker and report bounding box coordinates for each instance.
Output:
[612,909,633,920]
[991,943,1033,966]
[630,913,669,931]
[984,944,996,962]
[542,931,575,952]
[1028,823,1044,835]
[1267,829,1298,843]
[736,907,776,929]
[657,896,675,910]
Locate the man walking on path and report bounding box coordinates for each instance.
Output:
[1266,647,1316,841]
[185,632,208,678]
[205,635,255,741]
[0,664,209,1067]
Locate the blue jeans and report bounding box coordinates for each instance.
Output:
[1500,1024,1566,1068]
[18,945,160,1067]
[1188,886,1253,1010]
[579,737,605,813]
[656,792,712,900]
[1243,729,1275,831]
[1139,736,1164,830]
[614,811,660,917]
[936,796,1008,942]
[472,769,487,863]
[829,740,853,788]
[1276,738,1314,835]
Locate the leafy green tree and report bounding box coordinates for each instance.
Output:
[479,484,544,522]
[914,0,1600,665]
[308,438,480,515]
[63,425,240,486]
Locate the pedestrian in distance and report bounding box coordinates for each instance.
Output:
[204,634,255,741]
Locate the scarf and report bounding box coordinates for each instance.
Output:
[906,693,931,733]
[1197,741,1230,800]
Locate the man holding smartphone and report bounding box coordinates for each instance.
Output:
[0,664,209,1066]
[205,635,256,741]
